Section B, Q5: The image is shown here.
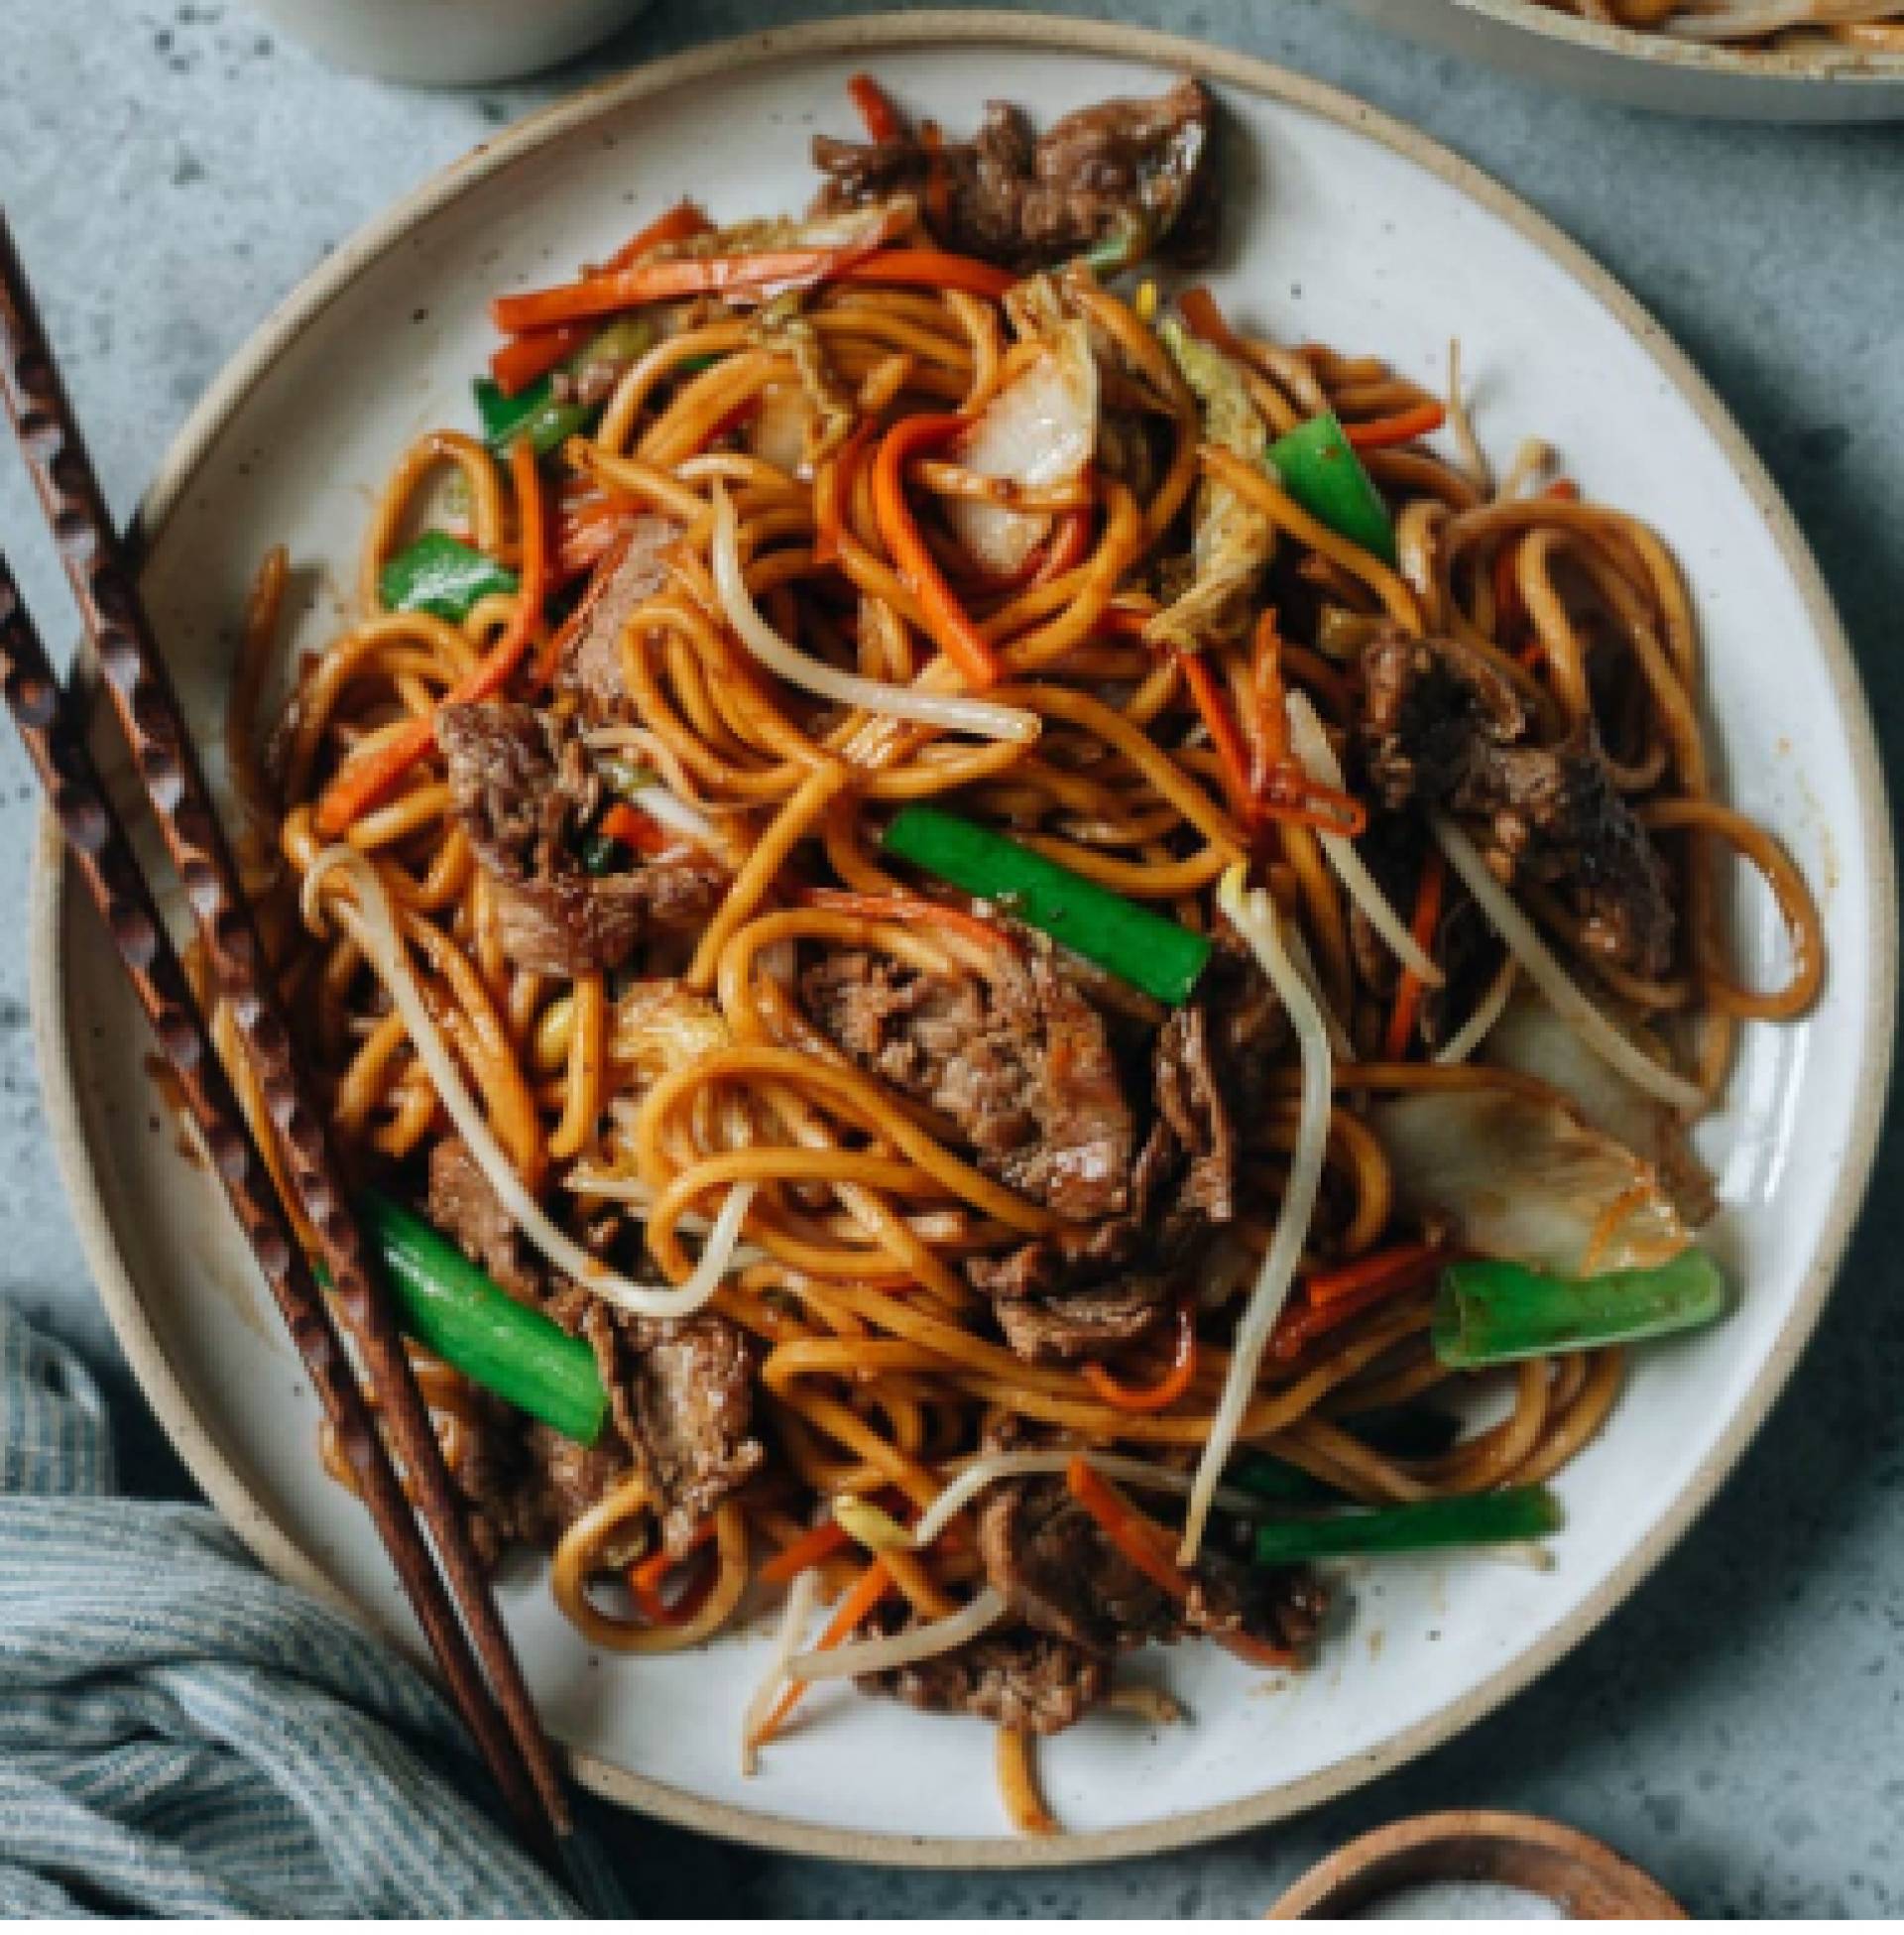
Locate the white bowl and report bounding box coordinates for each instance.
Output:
[243,0,654,87]
[1336,0,1904,120]
[33,11,1895,1869]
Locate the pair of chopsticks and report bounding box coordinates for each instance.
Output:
[0,211,611,1907]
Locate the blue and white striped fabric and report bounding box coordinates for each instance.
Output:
[0,1300,578,1917]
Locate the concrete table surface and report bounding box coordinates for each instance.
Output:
[3,0,1900,1915]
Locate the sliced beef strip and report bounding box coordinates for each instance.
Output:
[960,941,1283,1364]
[812,78,1220,272]
[547,1285,764,1558]
[855,1608,1111,1735]
[427,1136,545,1307]
[977,1470,1331,1660]
[437,699,723,979]
[802,944,1134,1222]
[554,514,680,722]
[977,1475,1177,1652]
[1358,632,1675,977]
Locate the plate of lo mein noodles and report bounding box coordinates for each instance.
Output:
[1338,0,1904,118]
[33,13,1894,1865]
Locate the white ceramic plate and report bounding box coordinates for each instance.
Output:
[1336,0,1904,121]
[31,12,1895,1868]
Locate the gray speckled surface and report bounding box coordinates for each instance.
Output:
[3,0,1901,1915]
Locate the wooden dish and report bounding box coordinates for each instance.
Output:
[1268,1810,1687,1919]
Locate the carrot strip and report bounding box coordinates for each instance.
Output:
[316,436,549,836]
[847,71,903,144]
[920,120,952,238]
[760,1517,853,1587]
[600,801,672,859]
[1224,1632,1298,1669]
[628,1515,718,1625]
[1031,507,1094,586]
[493,228,892,335]
[490,322,592,398]
[1546,477,1581,503]
[1382,849,1446,1060]
[871,414,1005,689]
[1179,653,1256,829]
[835,250,1018,302]
[489,201,711,393]
[1064,1460,1195,1603]
[1304,1239,1445,1311]
[800,886,1014,953]
[756,1558,892,1746]
[1343,401,1447,450]
[1271,1258,1441,1364]
[1082,1301,1198,1414]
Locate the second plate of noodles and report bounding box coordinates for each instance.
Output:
[38,19,1890,1862]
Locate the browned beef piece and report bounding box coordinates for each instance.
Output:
[812,78,1220,272]
[802,945,1134,1222]
[549,1287,764,1557]
[962,941,1282,1363]
[977,1471,1331,1661]
[427,1136,544,1306]
[855,1610,1111,1735]
[978,1475,1177,1652]
[437,700,722,978]
[554,515,680,721]
[1359,633,1674,977]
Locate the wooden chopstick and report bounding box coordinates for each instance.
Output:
[0,214,576,1875]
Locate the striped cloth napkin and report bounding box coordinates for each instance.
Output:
[0,1299,578,1917]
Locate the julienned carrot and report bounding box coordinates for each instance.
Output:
[600,801,672,859]
[871,414,1005,689]
[1343,401,1447,450]
[316,436,549,837]
[1032,507,1094,585]
[1546,477,1581,503]
[1081,1302,1198,1414]
[759,1516,853,1587]
[1382,849,1446,1059]
[1065,1460,1196,1602]
[1178,652,1255,829]
[1304,1239,1445,1311]
[800,886,1014,953]
[489,201,710,394]
[1271,1258,1441,1364]
[756,1558,893,1746]
[847,70,904,143]
[490,323,592,398]
[920,120,953,236]
[628,1515,718,1625]
[492,229,892,335]
[835,249,1018,302]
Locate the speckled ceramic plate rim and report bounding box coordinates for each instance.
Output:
[27,10,1897,1870]
[1430,0,1904,87]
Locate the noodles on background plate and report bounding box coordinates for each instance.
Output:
[203,69,1823,1838]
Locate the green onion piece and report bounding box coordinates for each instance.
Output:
[1433,1249,1726,1370]
[1267,411,1397,565]
[357,1192,608,1444]
[379,531,519,623]
[675,352,721,375]
[473,374,593,460]
[881,805,1213,1006]
[578,830,631,877]
[1252,1486,1561,1566]
[1228,1451,1336,1506]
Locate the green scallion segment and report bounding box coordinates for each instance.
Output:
[1251,1486,1561,1566]
[1267,411,1397,565]
[473,374,593,461]
[358,1191,608,1445]
[578,830,631,877]
[881,804,1213,1006]
[379,531,519,623]
[1433,1249,1726,1370]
